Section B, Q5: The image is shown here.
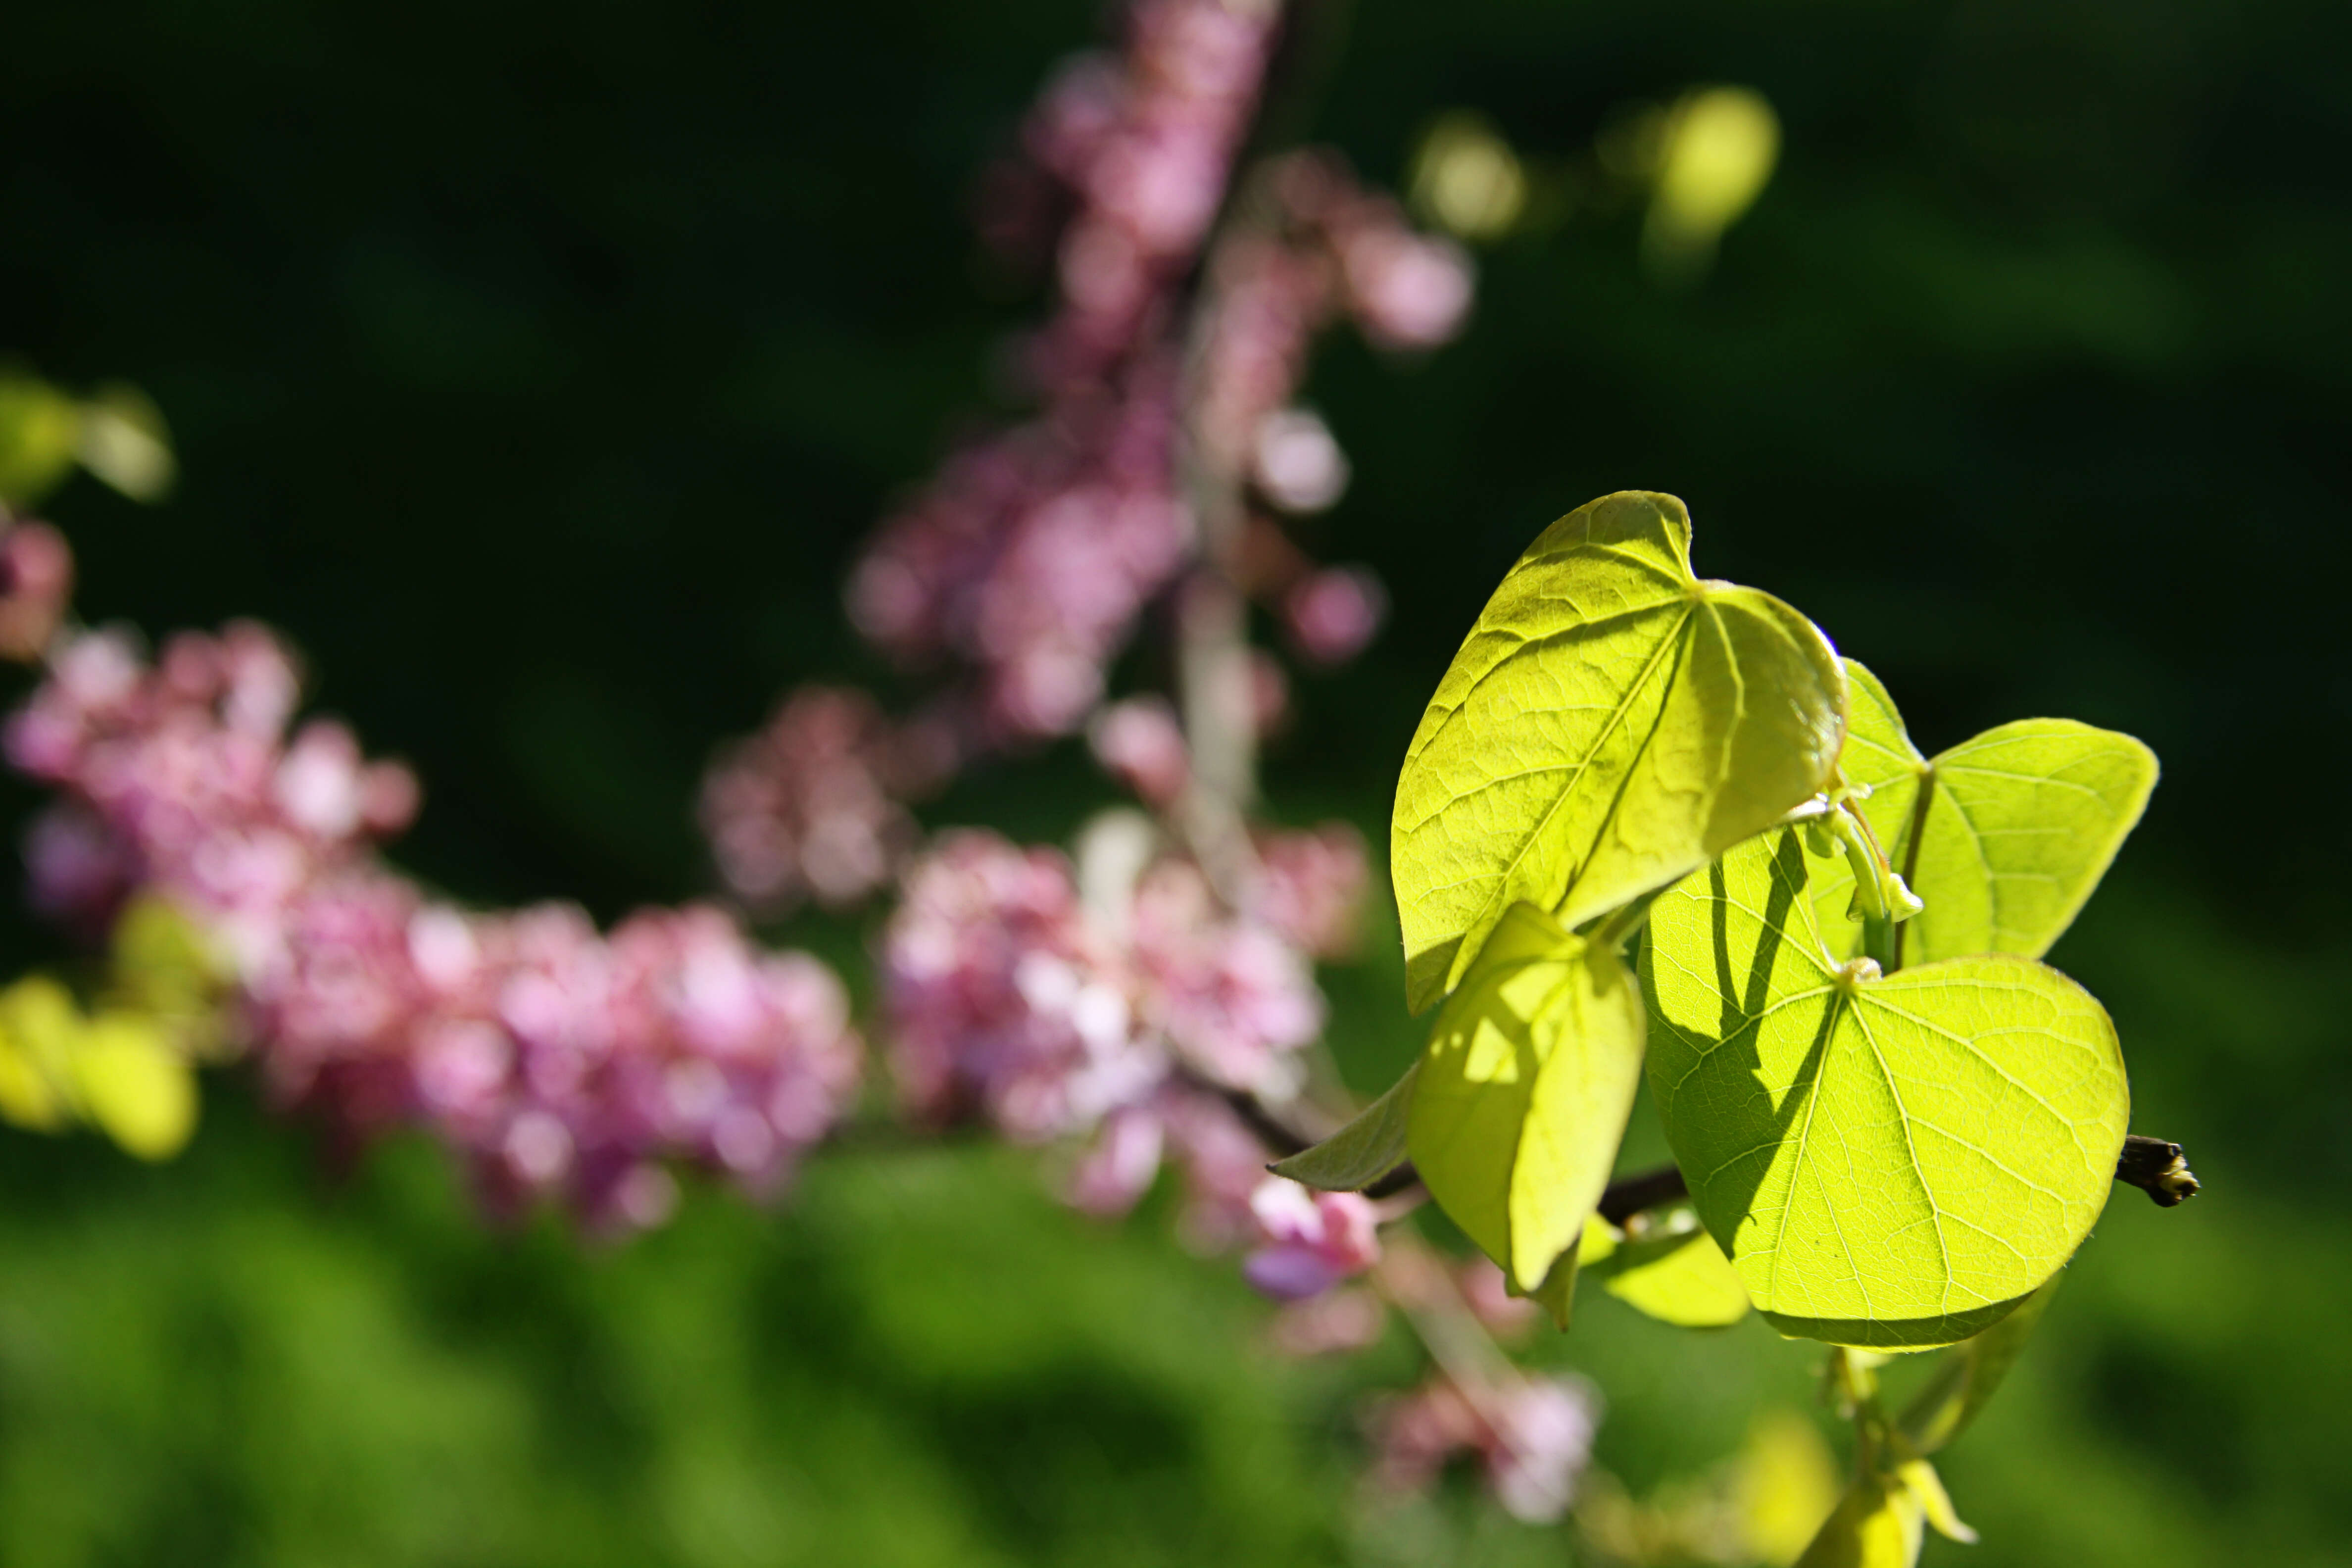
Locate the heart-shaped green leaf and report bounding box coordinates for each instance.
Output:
[1392,491,1847,1012]
[1810,661,2157,968]
[1643,829,2129,1347]
[1408,901,1646,1290]
[1268,1064,1417,1191]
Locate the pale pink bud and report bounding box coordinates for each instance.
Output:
[1088,697,1190,805]
[1251,408,1351,514]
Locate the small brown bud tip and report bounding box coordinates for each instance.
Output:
[2115,1135,2200,1208]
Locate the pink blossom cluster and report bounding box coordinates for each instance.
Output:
[1369,1371,1603,1523]
[699,684,936,915]
[6,617,861,1231]
[838,0,1466,755]
[880,827,1372,1245]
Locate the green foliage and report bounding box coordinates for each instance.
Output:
[1375,488,2169,1560]
[1642,830,2129,1346]
[1389,491,1845,1013]
[1808,662,2158,968]
[1268,1064,1415,1192]
[1405,901,1645,1291]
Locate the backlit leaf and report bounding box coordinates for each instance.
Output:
[1392,491,1845,1012]
[1408,901,1645,1290]
[1269,1064,1417,1191]
[1586,1210,1752,1326]
[1643,829,2130,1347]
[1795,1477,1923,1568]
[1892,1454,1975,1544]
[1810,662,2156,968]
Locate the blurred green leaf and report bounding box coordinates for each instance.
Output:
[74,383,176,503]
[1391,490,1845,1012]
[0,371,84,508]
[1795,1475,1923,1568]
[1643,828,2130,1347]
[70,1012,198,1162]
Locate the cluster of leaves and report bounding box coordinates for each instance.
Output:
[1282,491,2157,1563]
[0,896,222,1161]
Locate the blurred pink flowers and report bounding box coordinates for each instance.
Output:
[1370,1371,1603,1523]
[6,618,860,1231]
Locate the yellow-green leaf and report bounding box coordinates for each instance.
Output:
[1892,1454,1975,1544]
[1269,1064,1417,1191]
[70,1011,198,1161]
[1811,661,2156,968]
[109,894,227,1054]
[1643,829,2130,1347]
[1795,1477,1923,1568]
[1392,491,1846,1011]
[1735,1412,1845,1567]
[0,975,82,1130]
[0,372,85,507]
[1408,901,1645,1290]
[1586,1210,1753,1327]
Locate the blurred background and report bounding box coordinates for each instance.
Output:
[2,0,2349,1563]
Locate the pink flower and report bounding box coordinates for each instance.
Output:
[1369,1371,1601,1523]
[1251,407,1351,514]
[1242,1176,1381,1300]
[0,521,74,662]
[1088,696,1190,806]
[700,685,918,913]
[1249,822,1370,960]
[1284,565,1388,667]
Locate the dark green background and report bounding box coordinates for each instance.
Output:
[2,0,2347,1562]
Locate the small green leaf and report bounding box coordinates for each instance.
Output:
[1586,1211,1753,1327]
[1898,1274,2060,1455]
[1392,491,1846,1011]
[1269,1064,1418,1191]
[1796,1477,1924,1568]
[1644,829,2130,1347]
[1812,661,2156,967]
[70,1012,198,1161]
[1408,901,1646,1290]
[1891,1453,1975,1544]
